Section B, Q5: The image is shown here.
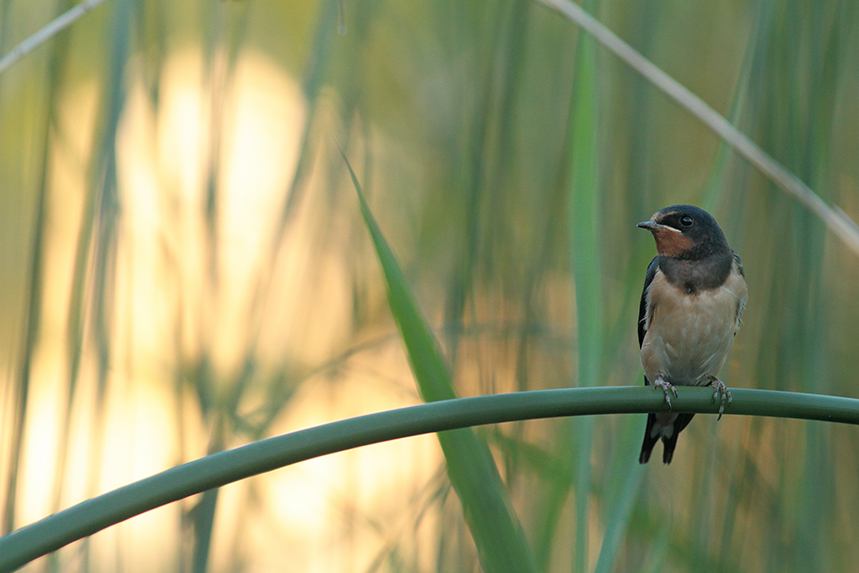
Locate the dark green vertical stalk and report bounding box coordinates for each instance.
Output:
[566,6,602,571]
[74,2,132,568]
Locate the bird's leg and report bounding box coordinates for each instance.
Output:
[706,376,732,420]
[653,374,678,410]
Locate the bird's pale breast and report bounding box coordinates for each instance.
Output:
[640,268,746,386]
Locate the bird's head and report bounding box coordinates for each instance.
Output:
[637,205,728,258]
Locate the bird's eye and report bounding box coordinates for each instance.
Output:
[680,215,694,227]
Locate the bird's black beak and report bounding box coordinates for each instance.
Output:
[637,221,657,231]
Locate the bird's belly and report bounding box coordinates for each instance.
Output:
[641,274,741,386]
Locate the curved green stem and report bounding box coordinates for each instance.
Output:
[1,385,858,571]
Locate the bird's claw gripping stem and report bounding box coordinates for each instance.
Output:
[707,376,732,420]
[653,376,678,410]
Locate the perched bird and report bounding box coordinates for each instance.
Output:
[637,205,747,464]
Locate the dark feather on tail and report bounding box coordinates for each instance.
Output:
[639,413,696,464]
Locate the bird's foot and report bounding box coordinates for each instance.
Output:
[653,375,678,410]
[706,376,732,420]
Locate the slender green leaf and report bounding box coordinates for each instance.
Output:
[342,150,537,573]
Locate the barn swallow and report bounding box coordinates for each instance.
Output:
[637,205,747,464]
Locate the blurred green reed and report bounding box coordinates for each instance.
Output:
[566,12,599,573]
[1,0,859,571]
